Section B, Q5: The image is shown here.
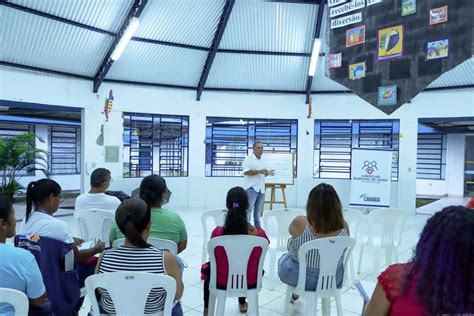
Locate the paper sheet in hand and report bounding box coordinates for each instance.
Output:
[77,240,94,251]
[354,280,376,303]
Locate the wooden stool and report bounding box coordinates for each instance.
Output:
[262,183,287,215]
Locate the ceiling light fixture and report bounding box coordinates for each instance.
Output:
[110,17,140,61]
[308,38,321,77]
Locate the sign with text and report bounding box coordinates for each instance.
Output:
[330,0,365,18]
[331,12,362,29]
[349,149,392,208]
[328,0,350,8]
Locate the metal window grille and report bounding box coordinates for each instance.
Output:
[416,133,446,180]
[123,113,189,178]
[205,117,298,177]
[314,120,400,181]
[49,125,81,175]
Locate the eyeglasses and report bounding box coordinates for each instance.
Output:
[58,195,65,203]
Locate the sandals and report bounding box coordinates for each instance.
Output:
[239,302,248,314]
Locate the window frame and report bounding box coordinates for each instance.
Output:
[123,112,189,178]
[48,125,81,175]
[0,121,36,176]
[314,119,400,181]
[205,117,298,177]
[416,133,447,180]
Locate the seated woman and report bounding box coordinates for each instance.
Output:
[96,198,184,316]
[278,183,349,300]
[20,179,105,284]
[109,175,187,252]
[201,186,270,315]
[0,195,48,316]
[366,206,474,316]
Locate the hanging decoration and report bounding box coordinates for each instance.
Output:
[103,89,114,122]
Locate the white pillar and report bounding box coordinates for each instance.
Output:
[446,134,465,197]
[397,117,418,213]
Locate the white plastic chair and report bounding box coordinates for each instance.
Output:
[74,209,115,243]
[0,288,29,315]
[201,209,227,262]
[207,235,269,316]
[262,208,305,287]
[112,237,178,256]
[343,209,363,282]
[284,237,356,316]
[357,208,408,274]
[85,272,176,316]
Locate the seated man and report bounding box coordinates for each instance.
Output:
[75,168,120,213]
[0,195,48,316]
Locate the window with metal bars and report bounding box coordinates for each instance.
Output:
[49,125,81,175]
[416,133,446,180]
[205,117,298,177]
[123,113,189,178]
[0,122,36,176]
[314,120,399,180]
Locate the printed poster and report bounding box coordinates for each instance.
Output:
[402,0,416,16]
[377,25,404,61]
[430,6,448,25]
[349,62,366,80]
[349,149,393,208]
[427,39,449,60]
[328,53,343,68]
[346,25,366,47]
[378,85,397,106]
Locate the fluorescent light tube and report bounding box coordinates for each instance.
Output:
[308,39,321,77]
[110,18,140,61]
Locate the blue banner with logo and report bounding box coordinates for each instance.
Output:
[349,149,393,208]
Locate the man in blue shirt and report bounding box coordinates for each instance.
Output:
[0,195,47,315]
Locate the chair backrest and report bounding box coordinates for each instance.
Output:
[0,288,29,315]
[201,209,227,243]
[85,272,176,316]
[207,235,268,297]
[296,237,356,295]
[263,209,305,250]
[343,209,363,239]
[367,208,408,246]
[14,235,80,315]
[74,209,115,243]
[112,237,178,256]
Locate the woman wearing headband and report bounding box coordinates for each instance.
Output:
[201,186,269,315]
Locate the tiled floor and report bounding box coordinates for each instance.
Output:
[13,199,458,315]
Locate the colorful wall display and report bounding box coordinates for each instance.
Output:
[349,62,366,80]
[328,53,343,68]
[377,25,404,61]
[427,39,449,60]
[429,5,448,25]
[326,0,473,114]
[378,85,397,106]
[346,25,366,47]
[402,0,416,16]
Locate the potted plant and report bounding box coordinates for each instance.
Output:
[0,133,49,199]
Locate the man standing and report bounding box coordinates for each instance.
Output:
[75,168,121,213]
[242,142,274,228]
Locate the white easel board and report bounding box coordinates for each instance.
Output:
[264,152,294,185]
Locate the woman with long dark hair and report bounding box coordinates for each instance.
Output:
[0,195,48,316]
[201,186,270,315]
[278,183,349,301]
[96,198,184,315]
[20,179,105,264]
[366,206,474,315]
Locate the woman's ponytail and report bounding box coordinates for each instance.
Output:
[115,199,151,248]
[25,181,37,222]
[123,214,148,248]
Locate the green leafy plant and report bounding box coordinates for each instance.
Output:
[0,133,49,199]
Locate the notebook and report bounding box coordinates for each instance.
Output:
[354,280,377,303]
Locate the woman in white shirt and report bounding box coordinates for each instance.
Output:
[20,179,105,280]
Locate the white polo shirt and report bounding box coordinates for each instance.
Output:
[20,210,74,244]
[75,192,120,214]
[242,153,267,192]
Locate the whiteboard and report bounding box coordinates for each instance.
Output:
[264,153,295,185]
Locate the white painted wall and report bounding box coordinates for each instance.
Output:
[1,66,473,212]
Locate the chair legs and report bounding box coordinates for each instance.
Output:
[334,293,343,316]
[306,295,318,316]
[247,290,259,316]
[357,244,364,274]
[349,254,356,283]
[215,294,226,316]
[284,287,293,316]
[268,248,277,289]
[321,297,330,316]
[208,292,217,316]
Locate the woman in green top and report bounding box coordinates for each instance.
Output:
[109,175,188,253]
